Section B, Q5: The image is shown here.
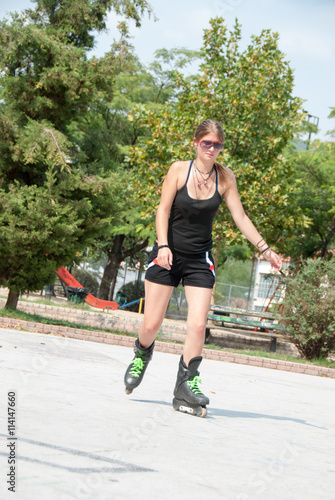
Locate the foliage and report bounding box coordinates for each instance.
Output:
[117,280,145,311]
[216,258,253,287]
[326,106,335,138]
[280,258,335,359]
[147,47,200,104]
[216,244,253,291]
[281,139,335,259]
[125,18,307,255]
[78,47,199,300]
[0,0,151,305]
[25,0,153,50]
[75,268,99,296]
[0,115,122,295]
[218,244,252,265]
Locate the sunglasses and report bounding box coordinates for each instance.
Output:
[199,140,224,151]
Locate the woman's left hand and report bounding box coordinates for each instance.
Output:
[263,248,282,273]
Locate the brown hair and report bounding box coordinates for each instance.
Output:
[194,119,227,182]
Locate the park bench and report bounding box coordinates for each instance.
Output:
[206,305,286,352]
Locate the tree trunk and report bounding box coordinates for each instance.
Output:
[109,267,119,301]
[98,236,125,300]
[98,234,149,301]
[5,290,19,310]
[99,253,121,301]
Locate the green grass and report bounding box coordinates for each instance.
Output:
[1,307,334,369]
[0,292,104,312]
[15,296,96,312]
[204,344,335,369]
[0,307,134,337]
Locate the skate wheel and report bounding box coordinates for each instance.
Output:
[125,388,133,395]
[198,407,207,418]
[172,398,179,411]
[172,399,207,417]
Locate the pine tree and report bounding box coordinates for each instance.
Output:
[0,0,152,308]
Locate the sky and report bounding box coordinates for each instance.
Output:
[1,0,334,139]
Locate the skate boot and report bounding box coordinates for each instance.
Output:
[124,338,155,394]
[172,355,209,418]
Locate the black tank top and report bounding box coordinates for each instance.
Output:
[167,160,222,254]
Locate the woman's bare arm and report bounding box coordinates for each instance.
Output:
[155,162,182,270]
[222,169,282,271]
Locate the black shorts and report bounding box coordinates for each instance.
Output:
[145,244,216,289]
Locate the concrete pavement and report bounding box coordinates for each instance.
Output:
[1,327,335,500]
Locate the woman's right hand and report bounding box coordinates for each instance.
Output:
[263,248,282,273]
[157,247,173,270]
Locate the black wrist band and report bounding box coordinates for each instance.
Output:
[256,238,266,249]
[261,247,270,254]
[157,244,169,251]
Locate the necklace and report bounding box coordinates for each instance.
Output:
[194,161,214,188]
[194,161,214,175]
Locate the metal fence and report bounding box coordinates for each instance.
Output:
[166,282,254,320]
[215,282,253,308]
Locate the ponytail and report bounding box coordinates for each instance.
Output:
[215,161,228,184]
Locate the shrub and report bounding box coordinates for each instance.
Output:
[117,280,145,312]
[75,268,99,296]
[280,258,335,359]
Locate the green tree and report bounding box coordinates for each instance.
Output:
[326,106,335,138]
[75,268,99,296]
[281,139,335,260]
[217,245,253,286]
[280,258,335,359]
[117,279,145,312]
[76,47,199,300]
[147,47,200,104]
[125,18,308,261]
[0,0,152,308]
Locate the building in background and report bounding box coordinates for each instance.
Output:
[252,255,290,312]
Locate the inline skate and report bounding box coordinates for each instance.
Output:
[124,338,155,394]
[172,355,209,418]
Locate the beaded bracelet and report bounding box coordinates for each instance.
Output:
[256,238,267,251]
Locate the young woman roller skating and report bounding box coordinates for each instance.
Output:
[124,119,282,417]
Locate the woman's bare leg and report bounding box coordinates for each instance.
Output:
[183,286,212,365]
[138,280,173,348]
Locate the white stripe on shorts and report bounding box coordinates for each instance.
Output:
[205,252,215,277]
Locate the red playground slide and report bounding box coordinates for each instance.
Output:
[56,267,118,310]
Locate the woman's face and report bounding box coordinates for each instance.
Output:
[193,132,223,163]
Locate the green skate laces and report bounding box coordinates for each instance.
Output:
[187,375,204,394]
[129,357,146,378]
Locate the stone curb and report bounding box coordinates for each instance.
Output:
[1,316,335,379]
